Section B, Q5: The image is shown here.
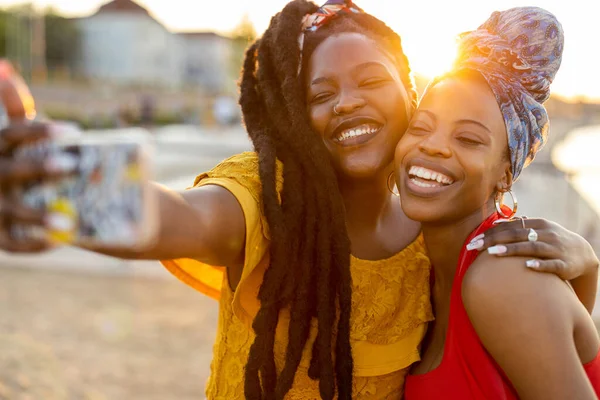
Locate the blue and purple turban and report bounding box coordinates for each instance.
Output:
[450,7,564,179]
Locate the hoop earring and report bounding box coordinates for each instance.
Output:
[495,190,518,219]
[387,172,400,197]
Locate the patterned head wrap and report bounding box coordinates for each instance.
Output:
[450,7,564,179]
[297,0,364,74]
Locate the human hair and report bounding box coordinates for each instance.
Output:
[238,1,417,399]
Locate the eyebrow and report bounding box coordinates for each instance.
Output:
[310,62,390,86]
[310,76,334,86]
[416,110,491,133]
[455,119,491,133]
[353,61,389,74]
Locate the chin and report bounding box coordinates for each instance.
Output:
[333,152,393,180]
[400,197,447,223]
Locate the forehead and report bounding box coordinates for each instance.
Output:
[419,75,504,131]
[307,32,397,78]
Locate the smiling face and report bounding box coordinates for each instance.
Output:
[394,71,513,224]
[305,32,410,180]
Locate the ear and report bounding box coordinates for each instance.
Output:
[495,163,514,193]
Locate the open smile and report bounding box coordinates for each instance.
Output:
[331,117,384,147]
[404,162,457,197]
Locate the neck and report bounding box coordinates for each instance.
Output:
[338,166,395,229]
[421,200,496,292]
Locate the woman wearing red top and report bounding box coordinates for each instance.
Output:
[398,7,600,400]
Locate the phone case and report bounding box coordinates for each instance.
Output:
[12,136,158,249]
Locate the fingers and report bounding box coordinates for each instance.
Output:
[467,228,557,252]
[525,259,568,279]
[482,241,560,260]
[0,153,77,185]
[0,233,53,253]
[0,123,50,154]
[0,200,45,225]
[0,206,56,254]
[489,217,557,232]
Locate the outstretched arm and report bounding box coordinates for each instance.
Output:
[84,182,247,269]
[463,252,599,400]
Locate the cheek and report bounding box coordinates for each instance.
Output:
[308,104,330,138]
[394,135,417,174]
[376,86,409,127]
[460,158,500,200]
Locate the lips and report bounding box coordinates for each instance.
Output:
[330,117,383,147]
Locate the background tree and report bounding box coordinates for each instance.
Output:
[44,7,80,77]
[229,14,257,88]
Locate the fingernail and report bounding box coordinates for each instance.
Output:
[493,219,510,225]
[45,153,78,173]
[45,213,75,232]
[470,234,485,242]
[526,260,540,269]
[466,239,484,251]
[487,245,507,255]
[48,122,82,139]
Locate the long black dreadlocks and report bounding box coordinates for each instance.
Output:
[238,1,418,399]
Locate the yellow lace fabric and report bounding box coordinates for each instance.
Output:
[161,153,433,399]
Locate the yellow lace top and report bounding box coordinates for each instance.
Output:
[161,153,433,399]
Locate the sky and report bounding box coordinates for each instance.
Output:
[1,0,599,101]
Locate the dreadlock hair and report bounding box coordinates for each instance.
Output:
[238,1,418,399]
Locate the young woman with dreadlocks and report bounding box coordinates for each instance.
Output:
[0,1,598,399]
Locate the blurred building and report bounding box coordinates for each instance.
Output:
[177,32,233,94]
[75,0,233,92]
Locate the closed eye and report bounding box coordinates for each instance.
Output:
[359,78,388,87]
[457,136,483,146]
[311,92,334,104]
[408,125,431,135]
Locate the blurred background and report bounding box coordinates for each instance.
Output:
[0,0,598,399]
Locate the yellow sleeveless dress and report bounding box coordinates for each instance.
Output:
[161,152,433,399]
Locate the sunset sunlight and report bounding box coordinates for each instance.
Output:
[0,0,597,100]
[0,1,599,399]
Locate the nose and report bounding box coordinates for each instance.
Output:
[418,131,452,158]
[333,90,366,115]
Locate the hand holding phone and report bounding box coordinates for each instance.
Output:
[0,61,158,252]
[12,137,158,249]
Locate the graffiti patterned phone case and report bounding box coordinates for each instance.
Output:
[12,137,158,249]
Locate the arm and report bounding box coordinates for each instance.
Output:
[84,181,247,269]
[463,252,598,400]
[471,218,599,313]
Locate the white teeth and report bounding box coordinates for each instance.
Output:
[335,124,380,142]
[411,178,437,188]
[408,165,454,185]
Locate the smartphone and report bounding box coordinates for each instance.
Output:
[12,134,158,249]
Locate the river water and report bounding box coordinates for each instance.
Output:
[553,125,600,215]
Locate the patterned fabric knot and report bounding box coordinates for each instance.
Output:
[451,7,564,179]
[297,0,365,75]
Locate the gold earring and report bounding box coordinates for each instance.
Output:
[495,190,518,219]
[387,172,400,197]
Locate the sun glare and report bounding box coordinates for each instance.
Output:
[405,38,458,80]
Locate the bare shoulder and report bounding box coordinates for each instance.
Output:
[462,251,577,331]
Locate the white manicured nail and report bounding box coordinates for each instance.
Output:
[471,234,485,242]
[487,245,507,255]
[493,219,510,225]
[466,239,484,251]
[45,213,75,232]
[48,122,83,139]
[45,153,78,173]
[526,260,540,269]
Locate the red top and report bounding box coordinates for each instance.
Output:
[405,212,600,399]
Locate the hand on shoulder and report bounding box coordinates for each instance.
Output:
[462,251,598,400]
